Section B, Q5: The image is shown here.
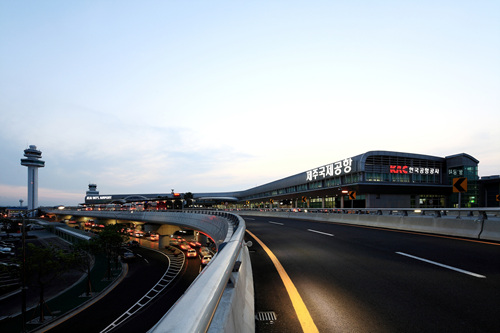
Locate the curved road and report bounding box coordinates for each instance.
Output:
[46,247,200,333]
[244,214,500,333]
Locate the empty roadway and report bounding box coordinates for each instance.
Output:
[244,214,500,333]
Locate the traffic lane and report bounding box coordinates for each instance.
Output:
[244,232,303,333]
[113,251,202,333]
[244,214,500,283]
[244,215,500,332]
[46,247,169,333]
[246,218,383,332]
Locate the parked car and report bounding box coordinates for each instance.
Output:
[0,247,14,257]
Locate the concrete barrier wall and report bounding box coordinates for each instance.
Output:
[208,245,254,333]
[243,210,499,241]
[480,220,500,241]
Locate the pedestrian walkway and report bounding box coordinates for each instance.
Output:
[0,233,124,333]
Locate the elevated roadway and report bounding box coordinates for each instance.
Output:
[43,207,500,332]
[43,209,254,333]
[244,214,500,332]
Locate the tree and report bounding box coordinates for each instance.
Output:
[70,239,100,297]
[24,243,72,323]
[96,224,128,280]
[0,217,19,234]
[184,192,194,208]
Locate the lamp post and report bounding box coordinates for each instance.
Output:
[19,208,38,332]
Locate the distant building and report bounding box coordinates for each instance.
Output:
[0,206,28,218]
[478,175,500,207]
[82,150,497,209]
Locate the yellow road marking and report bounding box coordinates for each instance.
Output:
[246,229,319,333]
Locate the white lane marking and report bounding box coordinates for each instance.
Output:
[396,252,486,278]
[307,229,334,237]
[269,221,284,225]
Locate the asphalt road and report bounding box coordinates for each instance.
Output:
[45,247,200,333]
[243,214,500,333]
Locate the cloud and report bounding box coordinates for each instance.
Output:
[0,184,82,207]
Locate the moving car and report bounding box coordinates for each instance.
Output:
[201,255,212,266]
[200,247,211,256]
[186,249,197,258]
[178,242,191,251]
[122,251,136,260]
[189,241,201,248]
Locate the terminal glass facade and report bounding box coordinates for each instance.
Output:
[364,154,443,185]
[448,165,479,208]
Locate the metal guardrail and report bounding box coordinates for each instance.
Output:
[148,212,246,333]
[236,207,500,220]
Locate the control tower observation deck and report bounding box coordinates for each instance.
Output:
[20,145,45,212]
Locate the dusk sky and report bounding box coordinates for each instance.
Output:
[1,1,499,206]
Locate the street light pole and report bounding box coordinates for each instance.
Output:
[20,208,37,333]
[21,212,27,333]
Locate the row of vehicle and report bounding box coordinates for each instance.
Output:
[123,228,159,241]
[186,248,212,265]
[169,236,213,265]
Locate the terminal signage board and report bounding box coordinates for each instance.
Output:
[306,158,353,181]
[86,195,112,200]
[390,165,440,175]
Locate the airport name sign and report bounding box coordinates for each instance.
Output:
[306,158,352,181]
[86,195,112,200]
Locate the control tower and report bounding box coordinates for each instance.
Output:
[20,145,45,213]
[86,183,99,196]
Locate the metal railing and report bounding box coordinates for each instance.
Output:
[236,207,500,220]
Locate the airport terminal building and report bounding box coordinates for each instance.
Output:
[83,150,498,209]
